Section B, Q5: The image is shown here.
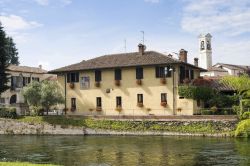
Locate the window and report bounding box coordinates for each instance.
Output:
[23,77,31,86]
[11,76,23,89]
[67,72,79,83]
[137,94,143,104]
[71,98,76,110]
[161,93,167,102]
[136,67,143,79]
[185,70,190,79]
[179,66,185,83]
[155,66,171,78]
[191,70,194,79]
[96,97,102,107]
[32,77,39,82]
[116,96,122,107]
[0,98,5,104]
[207,41,211,50]
[114,68,122,80]
[95,70,102,82]
[200,41,205,50]
[80,76,90,89]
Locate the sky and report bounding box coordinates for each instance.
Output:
[0,0,250,70]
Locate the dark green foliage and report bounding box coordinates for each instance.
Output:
[6,37,19,65]
[0,23,9,95]
[178,85,214,101]
[209,94,239,108]
[0,107,17,119]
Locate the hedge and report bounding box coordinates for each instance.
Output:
[0,107,17,119]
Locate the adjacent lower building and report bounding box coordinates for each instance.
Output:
[0,65,56,115]
[50,44,206,116]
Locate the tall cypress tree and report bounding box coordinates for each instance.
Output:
[6,37,19,65]
[0,23,9,95]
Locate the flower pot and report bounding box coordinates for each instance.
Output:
[177,108,182,112]
[160,78,166,84]
[96,107,102,111]
[137,103,144,107]
[89,108,94,112]
[69,83,74,89]
[71,107,76,112]
[115,106,122,112]
[95,81,101,87]
[136,79,142,85]
[115,80,120,86]
[161,102,167,107]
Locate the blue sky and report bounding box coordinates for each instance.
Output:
[0,0,250,70]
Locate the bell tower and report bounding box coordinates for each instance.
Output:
[198,33,212,69]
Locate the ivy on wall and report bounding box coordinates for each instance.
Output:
[178,85,215,101]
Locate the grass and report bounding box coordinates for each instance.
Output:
[0,162,59,166]
[17,116,235,134]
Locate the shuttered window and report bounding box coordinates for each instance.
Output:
[114,68,122,80]
[67,72,79,83]
[136,67,143,79]
[95,70,102,82]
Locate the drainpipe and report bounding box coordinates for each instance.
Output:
[64,73,67,115]
[171,66,176,115]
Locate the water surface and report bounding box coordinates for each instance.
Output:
[0,135,249,166]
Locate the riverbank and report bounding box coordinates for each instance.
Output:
[0,116,239,137]
[0,162,58,166]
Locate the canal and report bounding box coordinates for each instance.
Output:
[0,135,249,166]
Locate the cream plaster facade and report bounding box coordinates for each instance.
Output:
[57,65,200,116]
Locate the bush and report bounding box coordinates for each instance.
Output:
[201,109,212,115]
[241,112,250,120]
[0,107,17,119]
[235,119,250,137]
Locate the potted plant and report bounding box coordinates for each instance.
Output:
[96,107,102,111]
[146,108,151,111]
[177,107,182,112]
[115,80,120,86]
[69,82,74,89]
[137,102,143,107]
[71,107,76,112]
[136,79,142,85]
[161,101,167,107]
[115,106,122,112]
[95,81,101,87]
[89,108,94,112]
[160,78,166,84]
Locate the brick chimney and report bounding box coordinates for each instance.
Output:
[138,43,146,55]
[179,49,187,63]
[194,58,199,67]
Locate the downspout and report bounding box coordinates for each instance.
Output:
[172,66,176,115]
[64,73,67,115]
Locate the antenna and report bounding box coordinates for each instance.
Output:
[124,39,127,53]
[140,31,144,45]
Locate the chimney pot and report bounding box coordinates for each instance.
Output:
[138,43,146,55]
[194,58,199,67]
[179,49,188,63]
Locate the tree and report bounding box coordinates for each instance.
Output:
[6,37,19,65]
[40,81,64,115]
[22,81,42,108]
[0,23,9,95]
[221,74,250,115]
[22,80,64,115]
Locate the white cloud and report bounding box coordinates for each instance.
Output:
[33,0,72,6]
[0,14,42,43]
[181,0,250,36]
[144,0,160,3]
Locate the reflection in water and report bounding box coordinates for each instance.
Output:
[0,135,249,166]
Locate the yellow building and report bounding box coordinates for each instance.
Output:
[50,44,206,116]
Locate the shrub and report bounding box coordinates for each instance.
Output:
[0,107,17,119]
[201,109,212,115]
[235,119,250,137]
[241,112,250,120]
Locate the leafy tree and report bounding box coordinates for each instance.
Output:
[0,23,9,95]
[22,81,42,107]
[40,81,64,114]
[22,81,64,115]
[6,37,19,65]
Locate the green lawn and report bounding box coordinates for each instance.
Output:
[0,162,59,166]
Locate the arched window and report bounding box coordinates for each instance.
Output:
[207,40,211,50]
[10,94,17,104]
[200,41,205,50]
